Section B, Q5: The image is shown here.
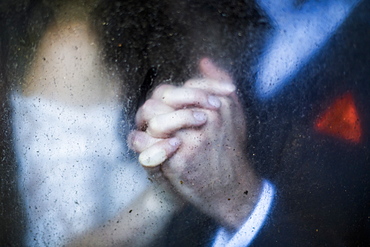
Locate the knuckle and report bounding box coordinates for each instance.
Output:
[141,99,156,112]
[147,117,163,137]
[152,84,174,99]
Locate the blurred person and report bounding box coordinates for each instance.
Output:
[2,0,183,246]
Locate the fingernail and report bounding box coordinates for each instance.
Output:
[139,148,167,167]
[193,111,207,122]
[168,137,181,148]
[208,95,221,108]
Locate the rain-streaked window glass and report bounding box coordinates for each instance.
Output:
[0,0,369,246]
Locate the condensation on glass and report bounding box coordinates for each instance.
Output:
[0,0,369,246]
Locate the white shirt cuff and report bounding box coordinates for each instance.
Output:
[212,180,275,247]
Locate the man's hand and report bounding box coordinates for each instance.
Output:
[130,58,262,230]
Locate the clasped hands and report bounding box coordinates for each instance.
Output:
[129,58,262,230]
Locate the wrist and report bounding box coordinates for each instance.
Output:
[213,180,275,247]
[211,173,263,231]
[149,183,185,214]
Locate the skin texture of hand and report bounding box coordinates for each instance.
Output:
[130,58,262,231]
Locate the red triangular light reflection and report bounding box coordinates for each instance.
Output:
[315,92,362,143]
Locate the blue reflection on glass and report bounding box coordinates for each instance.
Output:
[255,0,361,99]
